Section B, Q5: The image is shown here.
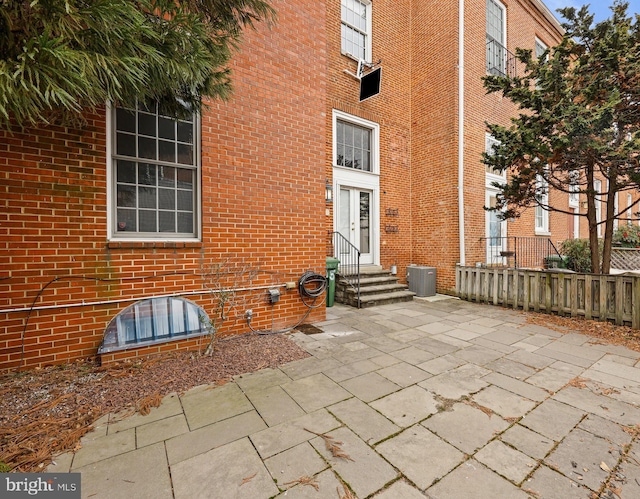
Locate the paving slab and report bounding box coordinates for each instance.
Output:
[422,403,509,454]
[244,385,305,426]
[309,426,398,498]
[180,382,253,430]
[106,393,183,434]
[368,352,402,368]
[280,356,343,380]
[553,385,640,426]
[171,437,278,499]
[519,398,586,442]
[590,358,640,383]
[504,349,556,370]
[418,370,488,400]
[408,336,459,356]
[75,442,172,499]
[474,439,537,484]
[250,409,340,459]
[375,425,464,490]
[263,442,328,487]
[136,413,189,448]
[72,427,135,469]
[544,427,618,492]
[339,371,401,402]
[387,328,431,343]
[485,358,537,380]
[372,479,427,498]
[425,460,530,498]
[281,373,352,413]
[500,424,555,460]
[431,333,473,348]
[327,397,399,445]
[523,464,593,499]
[454,345,505,365]
[577,413,632,447]
[470,337,519,354]
[274,469,343,498]
[234,367,292,392]
[376,361,432,387]
[525,366,579,392]
[390,345,436,365]
[416,354,466,375]
[482,372,551,402]
[362,335,407,352]
[370,385,439,427]
[481,329,529,345]
[472,385,537,419]
[415,321,456,335]
[165,410,267,465]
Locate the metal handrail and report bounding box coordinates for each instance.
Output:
[480,236,561,269]
[327,231,361,308]
[486,36,517,78]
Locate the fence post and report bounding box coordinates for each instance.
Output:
[599,275,607,321]
[532,273,540,312]
[557,273,565,316]
[523,271,530,312]
[492,269,499,305]
[570,274,578,318]
[615,276,624,326]
[585,274,593,320]
[633,276,640,329]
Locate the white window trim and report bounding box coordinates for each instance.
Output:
[568,170,579,208]
[341,0,373,63]
[332,109,380,176]
[106,102,202,242]
[535,37,548,59]
[535,174,550,235]
[594,179,602,237]
[486,0,508,76]
[485,133,506,185]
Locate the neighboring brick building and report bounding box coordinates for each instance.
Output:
[3,0,607,370]
[0,0,328,370]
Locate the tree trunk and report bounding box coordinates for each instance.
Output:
[586,168,600,274]
[601,180,617,274]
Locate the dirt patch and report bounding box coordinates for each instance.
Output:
[0,333,309,472]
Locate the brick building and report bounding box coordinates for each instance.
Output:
[2,0,604,370]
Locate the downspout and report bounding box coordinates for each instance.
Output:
[458,0,466,265]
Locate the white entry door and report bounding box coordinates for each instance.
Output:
[486,190,507,264]
[338,187,374,265]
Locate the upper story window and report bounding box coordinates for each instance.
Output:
[341,0,372,61]
[535,38,548,59]
[485,133,505,178]
[486,0,516,78]
[111,102,199,240]
[569,170,579,208]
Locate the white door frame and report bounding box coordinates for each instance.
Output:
[333,167,380,266]
[485,188,507,264]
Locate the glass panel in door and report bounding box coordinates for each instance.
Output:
[338,187,373,265]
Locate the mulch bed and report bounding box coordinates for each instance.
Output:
[0,333,309,473]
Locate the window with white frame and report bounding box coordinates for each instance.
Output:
[594,179,602,237]
[341,0,372,61]
[111,102,199,239]
[535,38,547,59]
[535,174,549,233]
[485,133,504,177]
[336,119,373,172]
[569,170,579,207]
[486,0,506,75]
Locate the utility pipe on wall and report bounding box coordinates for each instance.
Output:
[457,0,466,266]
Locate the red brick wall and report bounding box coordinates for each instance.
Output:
[0,0,327,370]
[325,0,413,280]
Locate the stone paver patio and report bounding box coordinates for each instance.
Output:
[48,298,640,498]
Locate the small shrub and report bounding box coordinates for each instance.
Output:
[560,238,594,273]
[613,224,640,248]
[0,462,11,473]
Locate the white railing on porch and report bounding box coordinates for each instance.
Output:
[456,265,640,329]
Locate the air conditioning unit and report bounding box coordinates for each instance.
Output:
[406,265,436,297]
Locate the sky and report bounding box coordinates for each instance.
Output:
[544,0,640,23]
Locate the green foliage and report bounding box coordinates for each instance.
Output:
[0,462,11,472]
[483,1,640,274]
[0,0,276,126]
[560,239,595,273]
[613,224,640,247]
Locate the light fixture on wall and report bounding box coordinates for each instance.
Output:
[325,179,333,204]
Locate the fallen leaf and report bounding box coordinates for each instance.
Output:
[240,472,257,486]
[600,462,612,472]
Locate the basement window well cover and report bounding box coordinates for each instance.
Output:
[98,297,209,353]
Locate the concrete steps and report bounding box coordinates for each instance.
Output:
[335,267,415,308]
